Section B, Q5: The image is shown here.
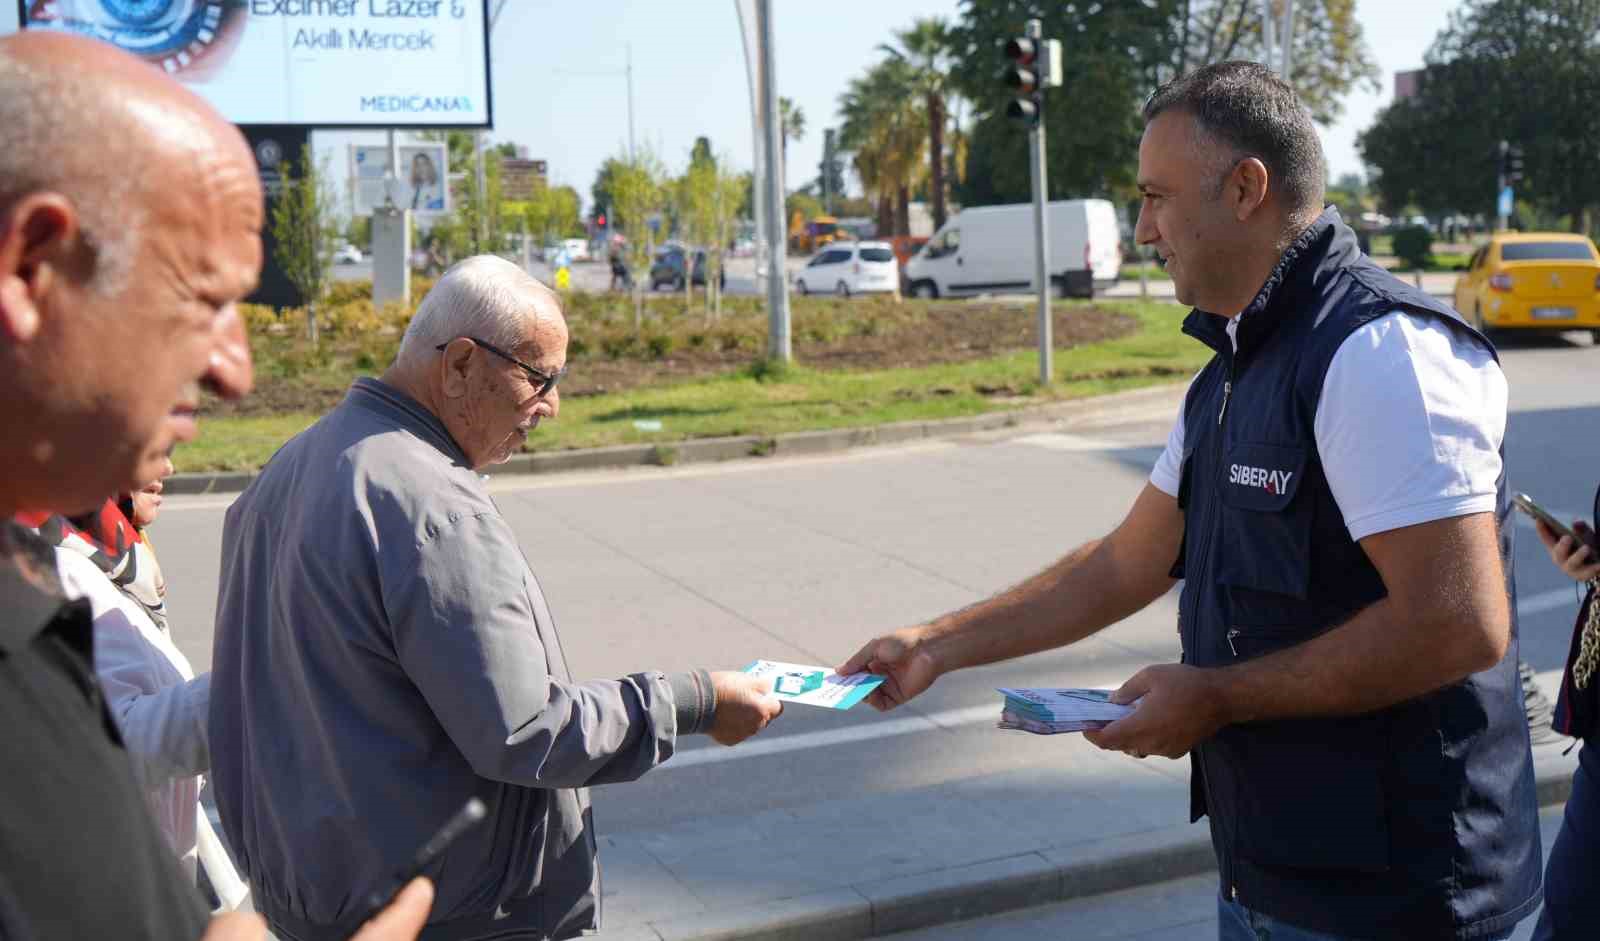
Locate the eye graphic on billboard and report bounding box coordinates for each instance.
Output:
[14,0,492,128]
[24,1,249,78]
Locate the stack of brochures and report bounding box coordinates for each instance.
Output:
[997,687,1135,735]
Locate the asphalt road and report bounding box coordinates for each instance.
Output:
[153,328,1600,841]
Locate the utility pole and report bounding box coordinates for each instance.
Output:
[756,0,790,362]
[1004,20,1063,385]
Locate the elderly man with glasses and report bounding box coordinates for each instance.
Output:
[209,255,784,941]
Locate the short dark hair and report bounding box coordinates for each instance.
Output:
[1142,61,1324,218]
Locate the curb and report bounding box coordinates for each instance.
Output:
[598,749,1578,941]
[165,383,1189,497]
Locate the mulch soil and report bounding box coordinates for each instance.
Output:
[206,301,1139,418]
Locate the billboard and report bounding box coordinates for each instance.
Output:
[350,142,449,215]
[14,1,491,128]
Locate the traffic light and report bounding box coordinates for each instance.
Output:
[1497,140,1525,185]
[597,208,607,228]
[1003,34,1062,127]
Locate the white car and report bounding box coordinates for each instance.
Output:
[793,241,899,297]
[561,238,592,263]
[333,243,363,265]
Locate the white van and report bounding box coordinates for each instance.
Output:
[903,199,1122,299]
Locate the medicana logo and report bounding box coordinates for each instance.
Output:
[1228,463,1295,496]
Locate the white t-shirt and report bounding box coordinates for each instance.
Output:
[1149,311,1507,541]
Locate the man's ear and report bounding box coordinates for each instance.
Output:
[1229,157,1271,222]
[0,193,79,344]
[439,337,474,399]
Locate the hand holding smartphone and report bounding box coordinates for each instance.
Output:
[1513,492,1584,544]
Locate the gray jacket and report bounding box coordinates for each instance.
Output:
[209,378,713,941]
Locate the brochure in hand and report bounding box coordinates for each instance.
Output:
[996,687,1135,735]
[743,660,886,710]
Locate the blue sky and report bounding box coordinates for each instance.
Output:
[0,1,1466,209]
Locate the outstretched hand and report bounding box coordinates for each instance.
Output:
[706,672,784,745]
[837,627,940,711]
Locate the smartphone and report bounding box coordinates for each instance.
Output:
[354,797,487,927]
[1512,492,1582,544]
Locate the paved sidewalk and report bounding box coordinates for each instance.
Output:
[881,806,1567,941]
[592,674,1579,941]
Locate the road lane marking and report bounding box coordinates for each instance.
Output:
[660,588,1587,772]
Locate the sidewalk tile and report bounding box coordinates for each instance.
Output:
[597,836,705,927]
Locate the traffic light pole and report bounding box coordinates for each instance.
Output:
[1030,110,1051,384]
[1026,19,1052,385]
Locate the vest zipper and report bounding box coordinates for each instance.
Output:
[1218,380,1232,426]
[1226,628,1240,657]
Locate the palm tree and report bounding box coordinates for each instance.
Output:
[882,17,957,230]
[838,59,927,236]
[778,97,806,188]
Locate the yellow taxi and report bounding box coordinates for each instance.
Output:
[1453,232,1600,338]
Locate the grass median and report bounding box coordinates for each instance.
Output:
[179,297,1207,474]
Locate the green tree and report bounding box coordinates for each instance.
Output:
[707,155,747,320]
[1159,1,1379,124]
[778,97,806,183]
[839,57,927,236]
[674,143,720,308]
[882,16,959,230]
[947,0,1378,207]
[610,146,668,327]
[272,144,341,344]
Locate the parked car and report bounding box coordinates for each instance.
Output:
[333,243,363,265]
[903,198,1121,299]
[650,247,725,290]
[793,241,899,297]
[1452,232,1600,340]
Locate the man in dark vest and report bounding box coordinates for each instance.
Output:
[841,61,1540,940]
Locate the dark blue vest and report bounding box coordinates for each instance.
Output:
[1173,209,1541,939]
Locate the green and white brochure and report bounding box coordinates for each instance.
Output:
[743,660,885,710]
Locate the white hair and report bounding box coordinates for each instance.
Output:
[395,255,556,370]
[0,54,144,295]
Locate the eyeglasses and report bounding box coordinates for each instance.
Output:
[436,337,567,397]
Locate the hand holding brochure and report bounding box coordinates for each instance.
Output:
[996,687,1136,735]
[743,660,886,710]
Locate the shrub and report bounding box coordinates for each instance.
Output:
[645,333,675,359]
[325,280,373,306]
[240,303,279,335]
[1392,225,1433,269]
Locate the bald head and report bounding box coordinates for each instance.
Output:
[0,31,252,292]
[0,32,262,516]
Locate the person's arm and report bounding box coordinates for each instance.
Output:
[66,566,209,788]
[95,617,211,787]
[839,482,1184,709]
[387,511,776,789]
[1086,511,1509,757]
